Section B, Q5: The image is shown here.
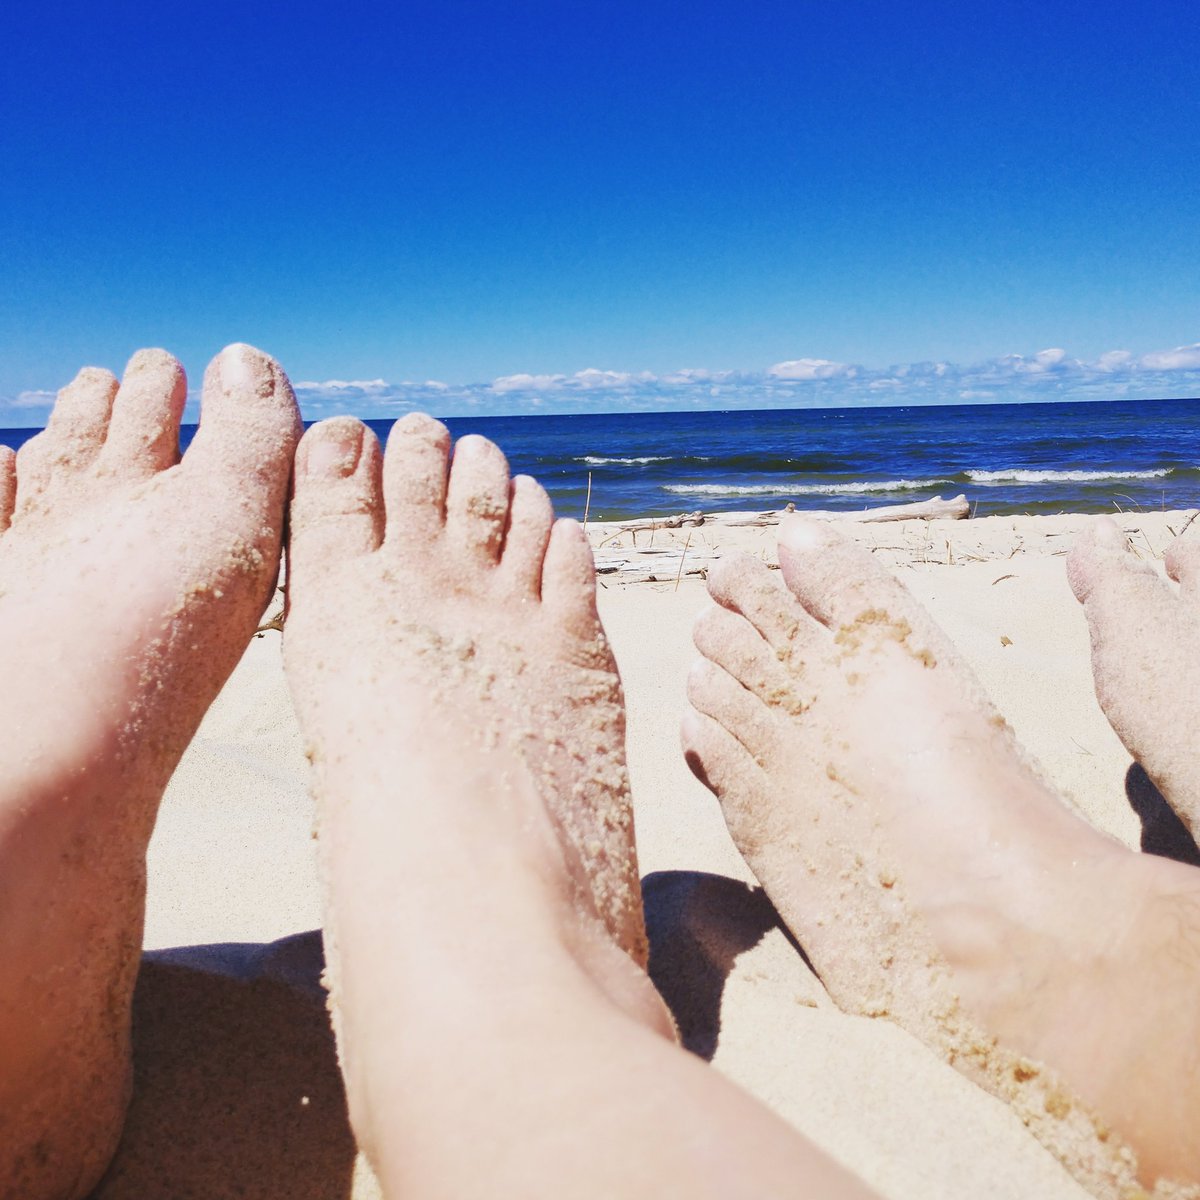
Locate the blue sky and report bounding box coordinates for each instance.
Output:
[2,0,1198,424]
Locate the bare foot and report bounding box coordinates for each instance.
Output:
[282,417,877,1200]
[0,346,300,1198]
[1068,515,1200,832]
[682,517,1200,1198]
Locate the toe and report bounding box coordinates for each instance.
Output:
[496,474,554,599]
[43,365,120,470]
[1068,516,1186,659]
[1066,517,1150,605]
[381,413,452,549]
[541,518,603,638]
[778,516,914,629]
[1066,516,1163,611]
[290,418,384,577]
[443,434,511,567]
[692,604,800,703]
[183,344,303,501]
[11,367,118,516]
[686,658,781,762]
[96,349,187,479]
[706,552,814,652]
[1165,534,1200,603]
[0,446,14,533]
[680,707,770,810]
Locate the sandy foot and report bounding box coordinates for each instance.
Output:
[283,413,649,962]
[682,516,1200,1198]
[0,346,300,1199]
[282,416,876,1199]
[1068,515,1200,834]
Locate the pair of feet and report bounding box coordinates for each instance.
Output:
[0,344,1196,1199]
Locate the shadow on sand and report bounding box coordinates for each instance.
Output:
[89,870,786,1197]
[1126,762,1200,867]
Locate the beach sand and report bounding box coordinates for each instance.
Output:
[90,508,1196,1199]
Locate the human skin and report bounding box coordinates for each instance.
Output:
[1068,514,1200,834]
[683,516,1200,1199]
[0,345,300,1198]
[282,414,881,1200]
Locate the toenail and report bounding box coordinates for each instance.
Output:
[215,343,273,394]
[781,514,834,550]
[303,422,364,480]
[125,348,172,376]
[1091,517,1126,549]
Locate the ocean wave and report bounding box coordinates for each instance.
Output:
[966,468,1172,484]
[795,478,950,495]
[664,478,948,497]
[579,455,674,465]
[662,483,786,496]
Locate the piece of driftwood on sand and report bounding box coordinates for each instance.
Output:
[722,494,970,527]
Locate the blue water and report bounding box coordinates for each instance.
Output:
[3,397,1198,520]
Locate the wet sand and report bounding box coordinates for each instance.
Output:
[94,509,1195,1199]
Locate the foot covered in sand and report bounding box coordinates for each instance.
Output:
[283,416,875,1199]
[1068,515,1200,834]
[0,346,300,1198]
[683,516,1200,1198]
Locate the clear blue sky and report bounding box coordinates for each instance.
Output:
[2,0,1198,422]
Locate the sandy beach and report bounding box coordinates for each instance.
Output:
[91,506,1196,1199]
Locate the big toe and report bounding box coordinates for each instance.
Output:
[184,344,302,504]
[1066,516,1150,606]
[778,516,956,666]
[176,345,301,617]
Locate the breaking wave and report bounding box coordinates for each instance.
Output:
[965,467,1173,484]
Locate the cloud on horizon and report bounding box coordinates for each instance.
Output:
[4,343,1199,425]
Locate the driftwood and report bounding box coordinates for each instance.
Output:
[724,494,970,527]
[617,510,706,533]
[823,494,969,523]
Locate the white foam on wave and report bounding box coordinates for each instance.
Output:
[663,483,784,496]
[664,478,947,497]
[795,478,950,495]
[966,468,1172,484]
[580,455,673,465]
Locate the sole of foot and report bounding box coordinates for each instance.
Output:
[1068,514,1200,834]
[282,414,675,1171]
[0,345,300,1199]
[681,515,1200,1198]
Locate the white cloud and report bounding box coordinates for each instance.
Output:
[1140,343,1200,370]
[572,368,634,389]
[994,347,1074,376]
[491,372,566,393]
[12,389,56,408]
[294,378,390,392]
[767,358,853,381]
[7,337,1198,426]
[1032,347,1068,370]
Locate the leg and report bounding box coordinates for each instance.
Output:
[283,416,879,1200]
[0,346,300,1198]
[682,516,1200,1198]
[1067,515,1200,830]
